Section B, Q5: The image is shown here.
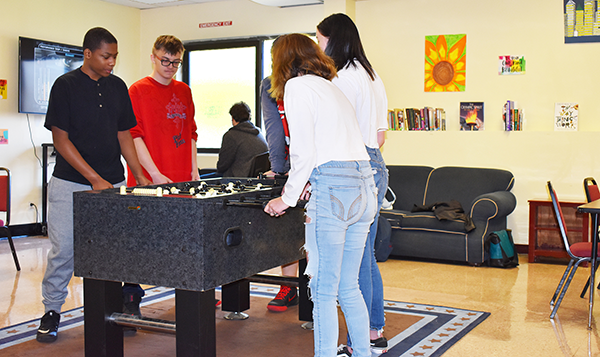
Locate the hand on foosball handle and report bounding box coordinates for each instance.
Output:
[264,197,289,217]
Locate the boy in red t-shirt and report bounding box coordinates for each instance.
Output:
[127,35,199,186]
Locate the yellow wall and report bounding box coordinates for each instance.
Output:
[0,0,140,224]
[352,0,600,244]
[1,0,597,246]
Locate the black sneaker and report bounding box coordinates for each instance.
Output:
[371,335,388,348]
[36,310,60,343]
[267,285,298,312]
[123,293,142,317]
[123,293,142,335]
[371,330,388,354]
[337,345,352,356]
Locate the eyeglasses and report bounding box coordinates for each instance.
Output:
[157,57,183,68]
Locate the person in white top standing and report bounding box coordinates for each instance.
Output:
[264,33,377,357]
[317,13,390,356]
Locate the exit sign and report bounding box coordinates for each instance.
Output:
[199,21,233,29]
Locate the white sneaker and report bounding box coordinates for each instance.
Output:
[337,344,352,357]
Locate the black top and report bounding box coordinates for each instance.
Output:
[44,68,137,185]
[216,121,268,177]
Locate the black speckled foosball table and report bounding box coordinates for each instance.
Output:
[73,178,309,357]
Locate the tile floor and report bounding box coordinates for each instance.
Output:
[1,236,599,356]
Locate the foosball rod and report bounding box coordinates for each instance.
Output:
[108,313,176,334]
[247,274,299,287]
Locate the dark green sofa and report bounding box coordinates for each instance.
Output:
[380,166,517,265]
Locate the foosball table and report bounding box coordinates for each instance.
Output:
[73,178,308,357]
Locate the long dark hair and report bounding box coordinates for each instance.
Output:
[317,13,375,81]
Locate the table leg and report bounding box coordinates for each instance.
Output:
[221,279,250,313]
[83,278,123,357]
[175,289,216,356]
[590,213,599,329]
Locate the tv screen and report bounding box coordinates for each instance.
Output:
[19,36,84,115]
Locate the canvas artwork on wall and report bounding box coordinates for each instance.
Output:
[424,34,466,92]
[554,103,579,131]
[564,0,600,43]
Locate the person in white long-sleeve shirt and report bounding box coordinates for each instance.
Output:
[264,33,377,357]
[317,13,390,355]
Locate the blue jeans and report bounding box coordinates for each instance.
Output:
[304,160,377,357]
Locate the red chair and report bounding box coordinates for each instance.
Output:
[580,177,600,298]
[0,167,20,271]
[548,181,600,319]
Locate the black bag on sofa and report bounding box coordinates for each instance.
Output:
[374,215,393,262]
[485,229,519,268]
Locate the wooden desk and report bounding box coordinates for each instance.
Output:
[529,200,589,263]
[577,200,600,329]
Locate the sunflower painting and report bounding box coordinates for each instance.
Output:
[424,34,466,92]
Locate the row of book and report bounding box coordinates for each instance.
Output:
[503,100,523,131]
[387,107,447,131]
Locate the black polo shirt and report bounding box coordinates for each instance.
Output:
[45,68,137,185]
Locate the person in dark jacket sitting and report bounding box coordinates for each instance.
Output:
[216,101,268,177]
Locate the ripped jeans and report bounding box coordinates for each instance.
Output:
[304,160,377,357]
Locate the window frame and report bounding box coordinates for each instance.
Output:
[181,37,272,154]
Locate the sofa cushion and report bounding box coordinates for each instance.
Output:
[424,167,514,212]
[387,166,434,211]
[381,210,469,233]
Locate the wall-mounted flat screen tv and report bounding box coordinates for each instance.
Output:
[19,36,84,115]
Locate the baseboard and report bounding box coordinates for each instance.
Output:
[515,244,528,255]
[0,223,45,238]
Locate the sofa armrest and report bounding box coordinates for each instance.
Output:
[469,191,517,221]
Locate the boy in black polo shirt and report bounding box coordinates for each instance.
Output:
[36,27,150,343]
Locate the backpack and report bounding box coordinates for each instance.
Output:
[485,229,519,268]
[374,215,393,262]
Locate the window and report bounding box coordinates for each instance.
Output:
[182,35,312,153]
[182,38,270,153]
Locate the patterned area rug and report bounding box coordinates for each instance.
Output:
[0,285,489,357]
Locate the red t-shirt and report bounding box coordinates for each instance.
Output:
[126,76,198,186]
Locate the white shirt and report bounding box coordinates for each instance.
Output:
[281,75,369,207]
[332,61,389,148]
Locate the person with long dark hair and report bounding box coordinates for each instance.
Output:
[264,33,376,357]
[317,13,390,356]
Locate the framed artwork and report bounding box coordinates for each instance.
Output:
[564,0,600,43]
[424,34,466,92]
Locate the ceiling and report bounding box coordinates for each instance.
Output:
[98,0,323,9]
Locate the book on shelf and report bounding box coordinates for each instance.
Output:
[387,107,446,131]
[459,102,484,131]
[554,103,578,131]
[503,100,523,131]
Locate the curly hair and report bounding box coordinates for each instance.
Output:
[229,101,251,122]
[269,33,337,100]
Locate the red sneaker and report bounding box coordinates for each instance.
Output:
[267,285,298,312]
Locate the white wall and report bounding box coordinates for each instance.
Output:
[0,0,140,225]
[2,0,597,246]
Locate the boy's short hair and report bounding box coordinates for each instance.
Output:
[83,27,117,52]
[229,102,251,122]
[153,35,185,56]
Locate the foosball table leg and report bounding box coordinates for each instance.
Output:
[83,278,124,357]
[221,279,250,320]
[175,288,216,357]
